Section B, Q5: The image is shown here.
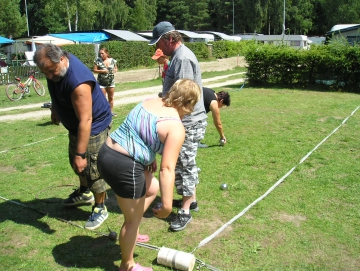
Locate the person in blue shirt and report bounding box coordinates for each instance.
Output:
[34,44,112,230]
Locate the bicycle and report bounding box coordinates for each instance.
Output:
[6,70,46,101]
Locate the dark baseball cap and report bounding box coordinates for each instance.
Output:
[148,21,175,45]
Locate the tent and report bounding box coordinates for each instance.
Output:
[0,36,14,44]
[25,35,75,46]
[49,32,110,43]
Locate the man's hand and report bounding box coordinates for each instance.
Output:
[73,155,87,173]
[50,108,61,125]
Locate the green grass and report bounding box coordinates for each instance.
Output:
[0,76,360,270]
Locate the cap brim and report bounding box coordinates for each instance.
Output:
[148,30,175,45]
[148,36,162,46]
[152,55,161,60]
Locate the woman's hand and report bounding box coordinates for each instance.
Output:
[152,203,171,218]
[146,160,157,173]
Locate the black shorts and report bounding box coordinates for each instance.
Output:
[97,143,146,199]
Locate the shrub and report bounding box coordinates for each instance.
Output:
[244,42,360,92]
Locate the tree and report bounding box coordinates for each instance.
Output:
[95,0,130,29]
[188,0,210,30]
[286,0,313,34]
[127,0,157,31]
[166,0,190,29]
[0,0,27,37]
[264,0,284,34]
[77,0,102,30]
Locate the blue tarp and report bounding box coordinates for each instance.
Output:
[49,32,110,43]
[0,36,14,44]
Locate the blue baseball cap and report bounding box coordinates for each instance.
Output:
[148,21,175,45]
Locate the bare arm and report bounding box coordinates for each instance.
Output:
[210,100,226,142]
[70,82,93,173]
[93,64,108,74]
[153,121,185,218]
[50,105,61,125]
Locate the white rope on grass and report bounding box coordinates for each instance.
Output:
[0,133,67,154]
[194,105,360,251]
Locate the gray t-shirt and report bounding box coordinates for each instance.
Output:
[162,44,207,127]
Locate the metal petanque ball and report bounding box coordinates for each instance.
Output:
[220,183,228,190]
[108,231,118,241]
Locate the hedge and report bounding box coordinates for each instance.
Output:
[244,43,360,92]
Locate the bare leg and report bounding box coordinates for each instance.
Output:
[182,194,195,210]
[101,87,106,97]
[117,195,145,271]
[94,191,106,205]
[144,170,159,212]
[79,174,87,187]
[106,86,115,113]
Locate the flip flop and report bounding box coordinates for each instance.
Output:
[137,233,150,243]
[119,263,153,271]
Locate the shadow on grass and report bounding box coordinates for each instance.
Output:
[52,235,124,270]
[36,120,54,126]
[0,197,95,234]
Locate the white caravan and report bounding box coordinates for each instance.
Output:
[254,35,311,50]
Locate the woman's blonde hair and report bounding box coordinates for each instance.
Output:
[162,79,201,115]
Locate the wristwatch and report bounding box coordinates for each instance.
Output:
[75,152,86,159]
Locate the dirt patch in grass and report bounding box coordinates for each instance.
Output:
[273,212,307,227]
[0,165,17,173]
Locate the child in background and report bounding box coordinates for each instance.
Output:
[152,49,170,97]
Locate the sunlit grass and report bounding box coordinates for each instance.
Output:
[0,84,359,270]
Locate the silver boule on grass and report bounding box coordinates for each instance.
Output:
[219,139,225,146]
[220,183,228,190]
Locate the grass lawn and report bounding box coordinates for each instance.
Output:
[0,77,359,270]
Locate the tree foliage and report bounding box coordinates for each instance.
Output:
[0,0,27,37]
[126,0,157,31]
[2,0,360,37]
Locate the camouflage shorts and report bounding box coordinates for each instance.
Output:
[175,119,207,196]
[68,125,111,193]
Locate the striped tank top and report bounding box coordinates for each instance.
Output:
[110,101,180,165]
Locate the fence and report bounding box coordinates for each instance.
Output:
[0,65,45,85]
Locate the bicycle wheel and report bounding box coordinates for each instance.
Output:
[6,83,24,101]
[33,79,46,96]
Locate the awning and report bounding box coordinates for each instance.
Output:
[49,32,110,43]
[0,36,14,44]
[25,35,75,46]
[103,29,149,41]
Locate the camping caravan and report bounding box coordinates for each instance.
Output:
[254,35,311,50]
[325,24,360,45]
[177,30,212,43]
[233,33,263,41]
